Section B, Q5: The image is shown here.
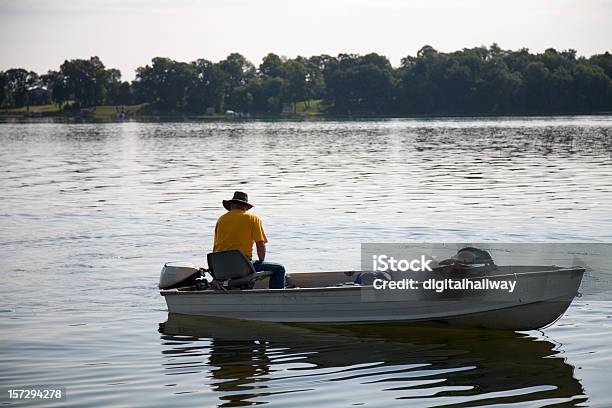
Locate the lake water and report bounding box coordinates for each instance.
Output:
[1,116,611,407]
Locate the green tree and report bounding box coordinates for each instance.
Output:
[248,76,286,113]
[324,53,395,114]
[476,59,524,112]
[524,61,552,111]
[228,86,253,112]
[304,56,327,103]
[4,68,38,107]
[132,58,165,104]
[186,59,226,113]
[60,57,113,107]
[0,71,6,107]
[590,52,612,79]
[104,68,128,104]
[133,57,195,110]
[219,53,255,111]
[282,59,308,111]
[259,53,285,78]
[572,63,611,111]
[41,70,69,108]
[397,46,444,113]
[106,81,133,105]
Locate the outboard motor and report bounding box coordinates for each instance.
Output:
[455,247,494,267]
[159,262,205,289]
[437,247,496,276]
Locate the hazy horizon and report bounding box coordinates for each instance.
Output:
[1,0,611,81]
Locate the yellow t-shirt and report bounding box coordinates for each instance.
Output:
[213,209,268,258]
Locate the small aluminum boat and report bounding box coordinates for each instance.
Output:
[159,250,584,331]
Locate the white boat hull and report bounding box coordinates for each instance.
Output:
[160,266,584,330]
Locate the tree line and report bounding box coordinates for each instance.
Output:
[1,45,611,115]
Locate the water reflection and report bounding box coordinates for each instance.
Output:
[159,314,586,407]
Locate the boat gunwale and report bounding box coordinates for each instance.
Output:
[160,266,584,296]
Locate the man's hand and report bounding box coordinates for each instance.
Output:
[256,241,266,262]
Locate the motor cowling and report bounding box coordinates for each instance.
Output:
[455,247,494,266]
[159,262,202,289]
[437,247,496,276]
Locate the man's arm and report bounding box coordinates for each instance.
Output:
[255,241,266,262]
[213,224,218,251]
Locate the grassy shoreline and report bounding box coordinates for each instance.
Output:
[1,101,610,120]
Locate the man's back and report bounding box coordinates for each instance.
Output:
[214,209,267,259]
[213,191,284,289]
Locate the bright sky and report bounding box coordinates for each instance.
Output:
[1,0,611,81]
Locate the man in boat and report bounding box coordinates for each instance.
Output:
[213,191,286,289]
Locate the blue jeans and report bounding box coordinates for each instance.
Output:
[252,260,286,289]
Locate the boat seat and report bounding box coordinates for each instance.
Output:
[207,250,273,289]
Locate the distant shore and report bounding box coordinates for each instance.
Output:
[2,46,611,122]
[1,102,611,121]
